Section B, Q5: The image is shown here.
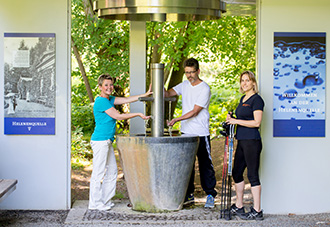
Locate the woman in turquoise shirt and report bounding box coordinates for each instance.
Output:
[89,74,151,211]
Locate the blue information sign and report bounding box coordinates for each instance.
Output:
[5,118,55,135]
[273,32,326,137]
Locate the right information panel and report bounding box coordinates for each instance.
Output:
[273,32,326,137]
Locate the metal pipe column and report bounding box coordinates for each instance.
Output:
[151,63,164,137]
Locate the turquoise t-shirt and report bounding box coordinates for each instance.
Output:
[91,96,116,142]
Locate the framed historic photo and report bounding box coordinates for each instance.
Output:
[4,33,56,135]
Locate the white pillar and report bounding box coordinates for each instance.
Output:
[129,21,146,134]
[0,0,71,209]
[258,0,330,214]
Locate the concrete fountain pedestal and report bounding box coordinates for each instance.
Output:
[117,134,199,212]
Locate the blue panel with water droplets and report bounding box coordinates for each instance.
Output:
[273,32,326,137]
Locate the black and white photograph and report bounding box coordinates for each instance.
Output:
[4,33,56,135]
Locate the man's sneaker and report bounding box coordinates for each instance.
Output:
[240,206,264,220]
[183,194,194,205]
[204,195,215,208]
[230,204,245,216]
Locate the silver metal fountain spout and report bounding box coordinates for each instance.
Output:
[138,63,176,137]
[151,63,164,137]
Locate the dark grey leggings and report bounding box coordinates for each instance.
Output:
[232,139,262,187]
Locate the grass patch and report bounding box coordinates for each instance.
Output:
[71,161,85,170]
[113,192,125,200]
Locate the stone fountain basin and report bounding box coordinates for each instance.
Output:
[117,134,199,212]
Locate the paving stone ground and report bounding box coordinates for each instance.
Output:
[1,199,330,227]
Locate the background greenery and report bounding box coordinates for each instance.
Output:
[71,0,256,164]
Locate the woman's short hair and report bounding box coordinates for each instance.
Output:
[97,74,116,86]
[239,70,259,93]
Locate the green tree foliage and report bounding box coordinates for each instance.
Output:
[146,17,256,87]
[145,17,256,137]
[71,0,130,134]
[71,0,256,138]
[72,0,130,104]
[71,126,93,169]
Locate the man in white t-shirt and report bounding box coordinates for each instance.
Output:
[165,58,217,209]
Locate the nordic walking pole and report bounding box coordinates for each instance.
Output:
[219,112,235,220]
[220,127,229,219]
[225,123,235,220]
[219,117,232,219]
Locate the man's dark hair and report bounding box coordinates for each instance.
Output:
[183,58,199,70]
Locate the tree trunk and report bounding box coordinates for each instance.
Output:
[83,0,94,18]
[165,57,187,123]
[165,22,192,121]
[148,22,191,123]
[71,36,94,103]
[149,30,162,85]
[145,30,162,116]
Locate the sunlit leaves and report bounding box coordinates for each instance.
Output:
[71,0,130,97]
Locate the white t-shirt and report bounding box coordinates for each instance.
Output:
[173,80,210,136]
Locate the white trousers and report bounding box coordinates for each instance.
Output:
[89,140,117,210]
